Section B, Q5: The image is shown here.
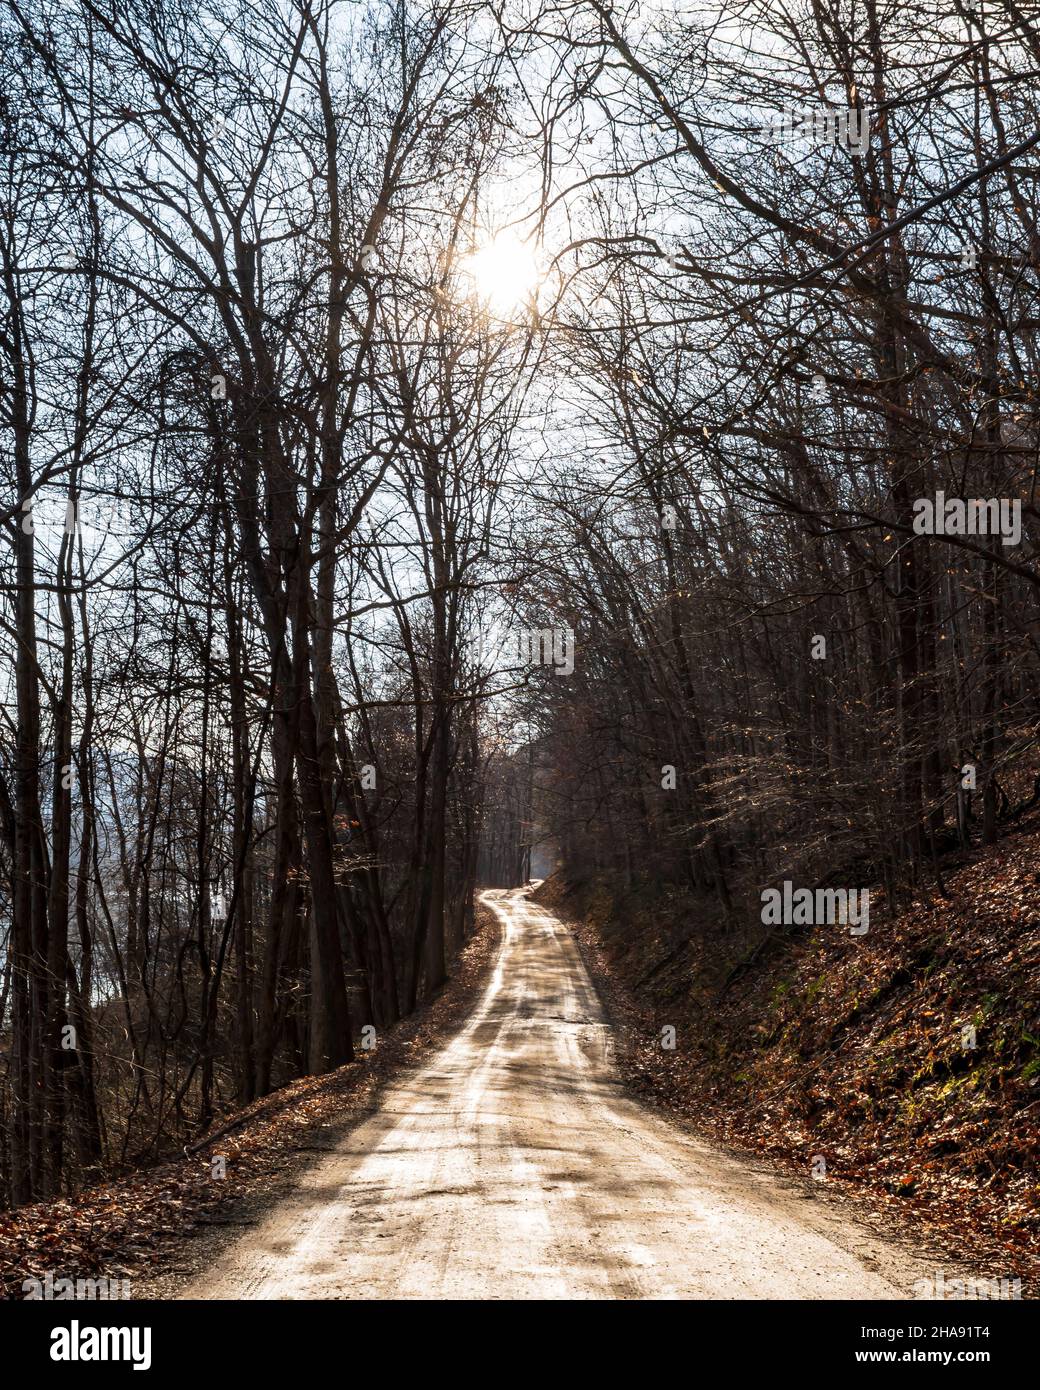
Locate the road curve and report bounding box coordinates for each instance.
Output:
[189,887,949,1299]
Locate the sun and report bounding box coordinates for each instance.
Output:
[461,232,541,316]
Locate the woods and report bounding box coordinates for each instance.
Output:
[1,0,1039,1222]
[505,0,1040,926]
[0,0,536,1204]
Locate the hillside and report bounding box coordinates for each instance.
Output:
[535,826,1040,1292]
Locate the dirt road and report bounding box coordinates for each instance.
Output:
[190,888,949,1299]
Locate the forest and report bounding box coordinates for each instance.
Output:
[0,0,1037,1308]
